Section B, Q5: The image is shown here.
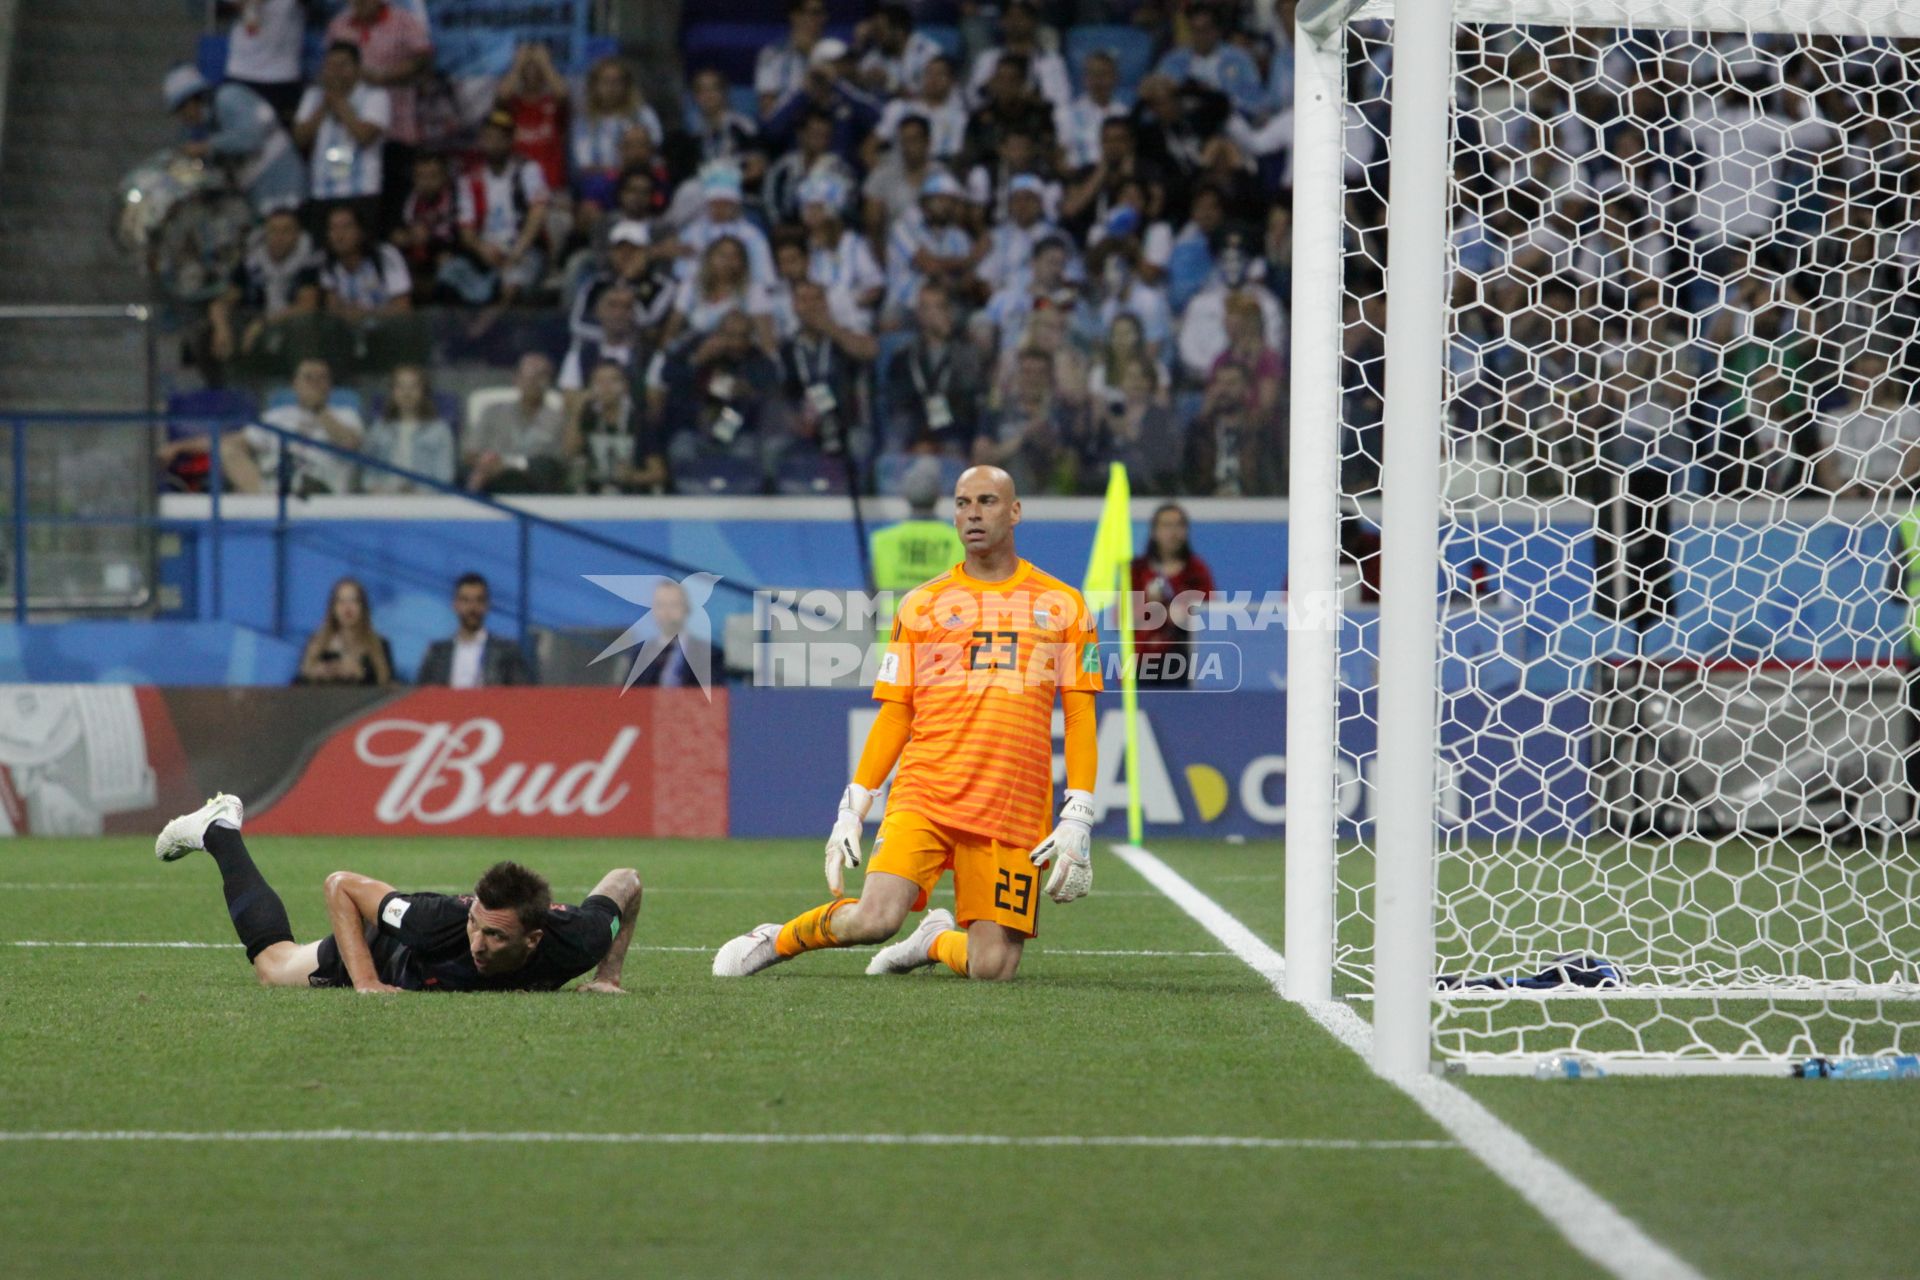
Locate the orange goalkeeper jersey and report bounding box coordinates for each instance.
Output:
[873,559,1103,847]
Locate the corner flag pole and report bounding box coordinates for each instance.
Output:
[1083,463,1143,844]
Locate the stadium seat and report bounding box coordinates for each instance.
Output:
[195,34,228,84]
[1065,26,1157,95]
[773,451,854,495]
[673,455,765,495]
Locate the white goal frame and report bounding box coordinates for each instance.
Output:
[1284,0,1920,1077]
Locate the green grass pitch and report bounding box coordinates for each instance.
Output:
[2,835,1917,1278]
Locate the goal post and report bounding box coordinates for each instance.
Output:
[1287,0,1920,1074]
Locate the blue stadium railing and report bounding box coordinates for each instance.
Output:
[4,413,760,636]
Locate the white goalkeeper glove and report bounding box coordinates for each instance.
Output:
[825,783,875,897]
[1030,789,1095,904]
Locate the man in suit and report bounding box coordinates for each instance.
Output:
[625,579,721,689]
[416,572,535,687]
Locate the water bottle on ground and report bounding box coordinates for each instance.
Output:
[1532,1053,1606,1081]
[1793,1054,1920,1079]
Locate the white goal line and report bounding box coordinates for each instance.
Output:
[1,940,1233,959]
[0,1129,1458,1152]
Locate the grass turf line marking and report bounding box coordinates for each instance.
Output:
[4,941,1233,958]
[1110,843,1706,1280]
[0,1129,1457,1151]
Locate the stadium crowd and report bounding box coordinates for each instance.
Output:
[160,1,1920,505]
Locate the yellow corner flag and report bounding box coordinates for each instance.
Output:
[1082,464,1143,844]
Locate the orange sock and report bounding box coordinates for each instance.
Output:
[930,929,969,977]
[775,898,854,958]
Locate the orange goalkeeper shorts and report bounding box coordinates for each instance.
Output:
[866,807,1042,937]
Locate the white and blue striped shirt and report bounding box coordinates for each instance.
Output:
[296,83,390,200]
[570,105,665,174]
[808,230,885,303]
[885,210,974,312]
[1054,93,1129,170]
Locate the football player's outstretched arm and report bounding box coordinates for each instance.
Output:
[322,870,401,993]
[1031,688,1099,903]
[579,867,643,995]
[825,700,913,895]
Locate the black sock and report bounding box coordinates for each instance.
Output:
[205,825,294,962]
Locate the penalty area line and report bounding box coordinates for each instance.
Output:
[1109,843,1705,1280]
[0,1129,1456,1152]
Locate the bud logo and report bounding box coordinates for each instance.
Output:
[354,719,637,824]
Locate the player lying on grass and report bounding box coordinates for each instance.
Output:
[156,794,642,993]
[714,465,1102,982]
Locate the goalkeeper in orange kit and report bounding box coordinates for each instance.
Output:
[713,465,1103,982]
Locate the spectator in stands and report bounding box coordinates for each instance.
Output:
[567,359,667,494]
[622,580,721,688]
[764,110,858,225]
[995,304,1088,416]
[1178,233,1283,382]
[571,220,677,343]
[863,115,940,238]
[572,57,665,227]
[222,357,365,496]
[1815,355,1920,497]
[799,174,884,312]
[873,54,968,162]
[293,42,390,233]
[870,457,964,625]
[1211,293,1284,417]
[963,55,1058,175]
[319,204,422,371]
[205,207,321,381]
[1186,361,1279,495]
[884,281,983,456]
[977,346,1072,492]
[586,170,667,266]
[164,65,305,217]
[1088,356,1184,495]
[1130,503,1216,688]
[1056,49,1130,173]
[1060,117,1167,242]
[390,151,459,300]
[296,577,396,686]
[1166,183,1227,312]
[324,0,433,226]
[660,310,783,481]
[664,236,777,352]
[449,109,552,310]
[756,0,830,119]
[679,67,761,174]
[560,285,646,393]
[975,173,1060,297]
[218,0,314,124]
[884,172,982,325]
[974,232,1076,357]
[777,279,879,463]
[417,572,533,687]
[967,1,1072,112]
[854,4,943,97]
[1261,203,1291,304]
[494,42,571,194]
[676,162,776,287]
[465,353,567,493]
[360,364,455,494]
[1085,235,1174,366]
[1155,4,1266,119]
[1089,312,1167,412]
[765,40,883,164]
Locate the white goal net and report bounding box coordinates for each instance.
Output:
[1289,0,1920,1072]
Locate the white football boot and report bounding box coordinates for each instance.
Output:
[865,908,955,975]
[712,923,788,977]
[154,793,245,862]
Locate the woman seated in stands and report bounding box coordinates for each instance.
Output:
[361,365,457,494]
[295,576,396,686]
[660,235,777,355]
